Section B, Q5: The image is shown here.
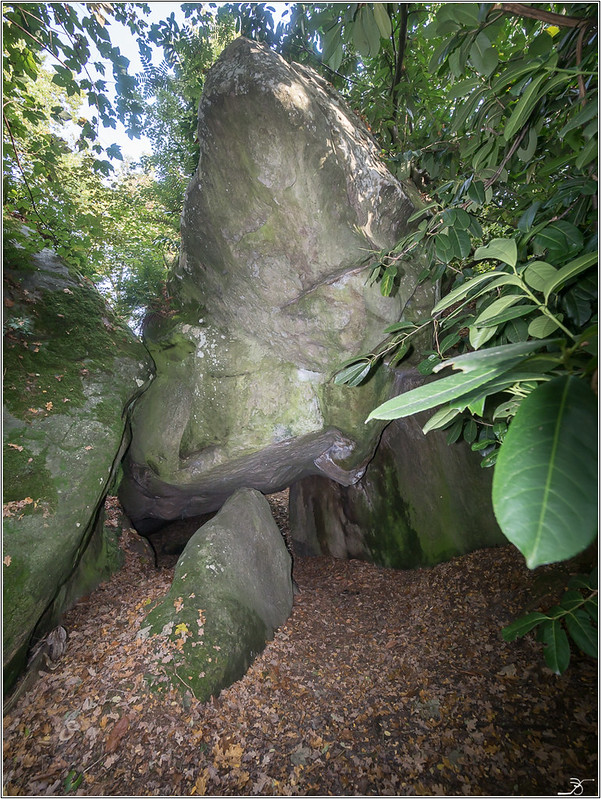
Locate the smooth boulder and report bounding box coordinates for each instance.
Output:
[290,369,506,568]
[120,37,433,530]
[3,244,154,693]
[141,488,293,699]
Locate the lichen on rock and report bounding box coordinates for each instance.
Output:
[141,488,293,700]
[120,37,434,529]
[3,244,154,693]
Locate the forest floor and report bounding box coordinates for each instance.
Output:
[3,493,598,797]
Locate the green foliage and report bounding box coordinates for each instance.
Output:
[502,567,597,674]
[2,5,183,327]
[3,3,148,174]
[326,4,597,579]
[137,8,236,222]
[492,376,597,569]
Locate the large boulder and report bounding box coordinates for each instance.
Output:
[140,488,293,699]
[290,369,506,568]
[120,37,433,530]
[3,244,154,693]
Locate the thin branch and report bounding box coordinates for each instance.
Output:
[483,125,529,189]
[3,112,57,243]
[576,25,587,103]
[4,17,69,69]
[490,3,597,30]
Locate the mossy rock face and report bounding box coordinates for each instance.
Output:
[3,245,154,693]
[141,488,293,700]
[289,369,506,569]
[121,38,434,528]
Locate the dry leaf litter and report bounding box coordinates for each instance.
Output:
[3,492,597,796]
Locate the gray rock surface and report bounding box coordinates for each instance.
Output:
[3,245,154,693]
[120,37,433,529]
[142,488,293,699]
[289,369,506,568]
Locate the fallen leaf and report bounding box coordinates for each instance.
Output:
[105,715,130,754]
[3,555,12,567]
[7,444,23,452]
[193,768,210,795]
[45,401,53,411]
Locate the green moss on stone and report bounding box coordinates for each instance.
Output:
[3,442,56,509]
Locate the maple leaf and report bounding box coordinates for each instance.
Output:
[175,622,189,636]
[45,401,53,411]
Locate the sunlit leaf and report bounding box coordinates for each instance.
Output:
[474,238,518,268]
[366,361,521,422]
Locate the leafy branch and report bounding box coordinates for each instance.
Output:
[503,568,598,674]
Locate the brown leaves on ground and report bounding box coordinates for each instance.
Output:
[2,494,597,796]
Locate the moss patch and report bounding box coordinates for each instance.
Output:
[3,247,154,694]
[3,442,56,510]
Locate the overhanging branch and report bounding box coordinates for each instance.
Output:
[490,3,597,29]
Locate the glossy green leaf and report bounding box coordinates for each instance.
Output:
[476,303,538,328]
[565,609,598,658]
[447,226,472,259]
[380,266,397,297]
[468,180,486,205]
[467,395,486,417]
[474,238,518,268]
[432,272,523,315]
[543,252,597,301]
[434,339,558,373]
[517,126,537,162]
[435,233,455,263]
[517,201,541,233]
[502,611,548,642]
[540,619,571,674]
[558,101,597,139]
[585,597,598,622]
[559,589,585,612]
[383,320,417,335]
[503,72,548,142]
[575,136,597,169]
[389,341,411,367]
[523,261,558,291]
[469,32,498,77]
[492,376,598,569]
[528,314,561,338]
[469,324,497,349]
[334,359,372,386]
[362,7,382,56]
[472,295,525,327]
[366,361,521,422]
[372,3,392,38]
[422,404,461,434]
[448,78,480,100]
[353,13,371,59]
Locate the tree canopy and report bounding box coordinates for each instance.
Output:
[3,2,598,668]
